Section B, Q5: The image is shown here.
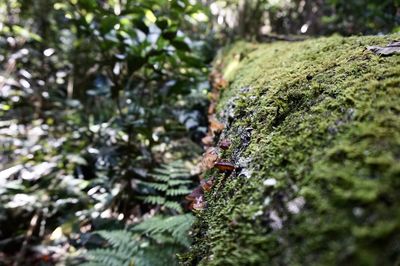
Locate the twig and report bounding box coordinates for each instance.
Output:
[13,211,41,266]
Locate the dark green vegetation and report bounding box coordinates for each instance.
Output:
[82,214,195,266]
[211,0,399,40]
[0,0,210,264]
[186,35,400,265]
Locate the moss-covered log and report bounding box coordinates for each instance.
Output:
[185,35,400,265]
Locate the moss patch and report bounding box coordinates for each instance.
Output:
[184,35,400,266]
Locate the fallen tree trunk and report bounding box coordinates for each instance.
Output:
[184,34,400,265]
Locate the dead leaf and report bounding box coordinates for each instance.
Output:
[367,41,400,56]
[219,139,231,150]
[185,186,204,201]
[200,178,214,192]
[213,77,228,90]
[209,116,224,134]
[208,101,216,115]
[191,196,206,211]
[201,135,214,146]
[210,68,229,90]
[209,69,220,81]
[214,161,235,172]
[208,90,219,102]
[200,147,219,170]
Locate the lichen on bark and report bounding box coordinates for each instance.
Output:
[183,34,400,266]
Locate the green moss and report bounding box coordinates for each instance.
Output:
[185,35,400,266]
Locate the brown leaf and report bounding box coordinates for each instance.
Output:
[209,116,224,134]
[213,77,228,90]
[191,196,206,211]
[200,147,219,170]
[208,90,219,102]
[214,161,235,172]
[209,69,220,80]
[208,101,216,115]
[201,135,214,146]
[209,70,228,90]
[185,186,204,201]
[219,139,231,150]
[200,178,214,192]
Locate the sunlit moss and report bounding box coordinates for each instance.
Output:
[184,34,400,265]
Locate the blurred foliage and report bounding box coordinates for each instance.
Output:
[79,214,195,266]
[0,0,210,264]
[209,0,399,40]
[322,0,400,35]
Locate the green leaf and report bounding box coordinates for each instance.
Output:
[100,15,119,34]
[78,0,98,11]
[177,52,203,68]
[161,29,177,40]
[11,25,42,42]
[128,55,147,72]
[134,19,149,34]
[156,18,169,30]
[171,40,191,52]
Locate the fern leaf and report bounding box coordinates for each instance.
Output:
[169,172,190,179]
[96,230,138,252]
[84,248,133,266]
[134,244,181,266]
[140,181,168,191]
[141,195,166,205]
[167,179,192,186]
[132,214,195,247]
[166,187,192,196]
[164,201,183,212]
[149,173,170,182]
[141,161,193,211]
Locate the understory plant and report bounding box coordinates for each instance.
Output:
[0,0,211,264]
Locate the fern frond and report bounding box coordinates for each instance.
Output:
[167,179,192,186]
[133,214,195,247]
[96,230,138,252]
[140,181,168,191]
[164,201,183,212]
[168,169,190,178]
[81,230,137,266]
[139,161,192,213]
[81,214,195,266]
[81,263,104,266]
[141,195,166,205]
[149,172,170,182]
[165,187,192,196]
[134,244,181,266]
[83,248,133,266]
